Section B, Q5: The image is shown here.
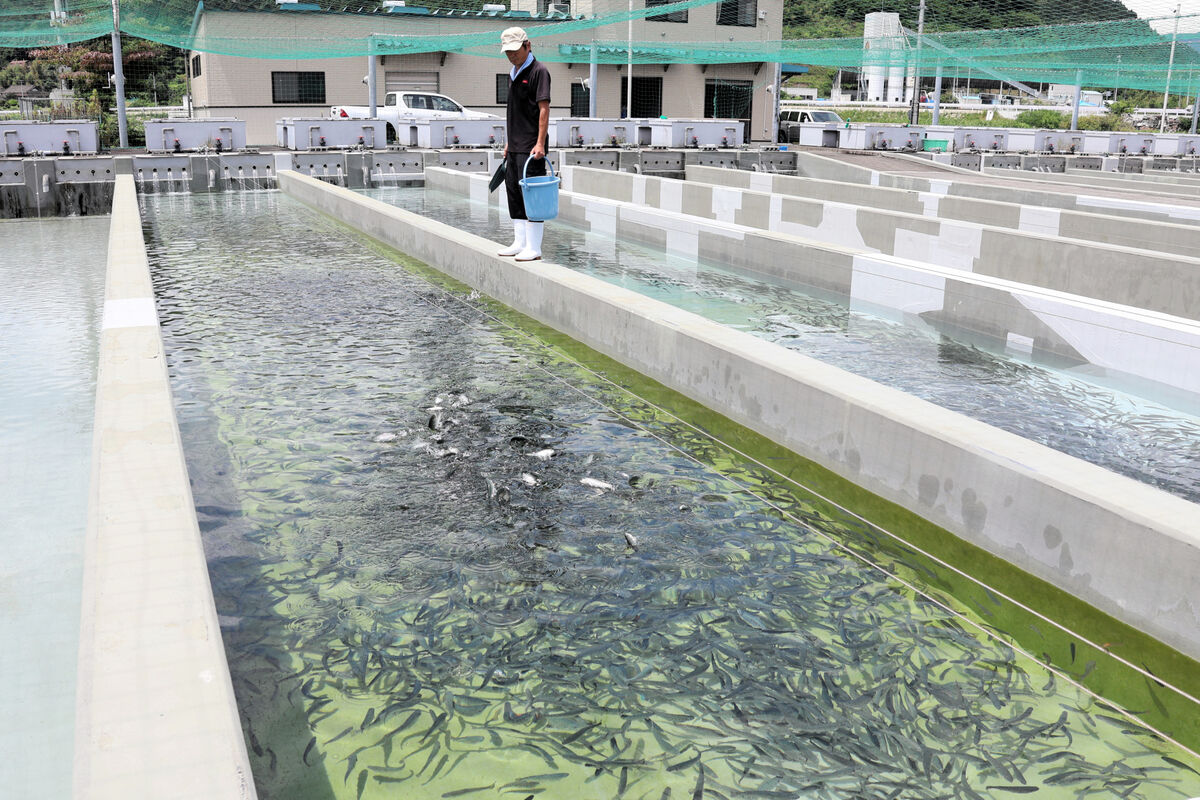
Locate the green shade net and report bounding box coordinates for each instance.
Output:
[3,0,1200,93]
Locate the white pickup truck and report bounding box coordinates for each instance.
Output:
[332,91,500,128]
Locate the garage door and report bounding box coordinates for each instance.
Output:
[384,71,439,94]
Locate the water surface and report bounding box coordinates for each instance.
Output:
[144,191,1200,800]
[364,185,1200,506]
[0,215,108,799]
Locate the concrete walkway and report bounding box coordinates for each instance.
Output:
[73,172,254,800]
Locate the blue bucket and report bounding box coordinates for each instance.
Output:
[519,155,559,221]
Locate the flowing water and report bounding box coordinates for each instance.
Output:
[0,215,108,798]
[363,185,1200,507]
[142,191,1200,800]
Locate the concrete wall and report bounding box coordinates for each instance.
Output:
[794,151,1200,228]
[563,165,1200,323]
[74,172,254,800]
[990,166,1200,194]
[529,164,1200,398]
[280,168,1200,663]
[685,164,1200,261]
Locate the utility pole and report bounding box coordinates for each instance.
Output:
[626,0,633,119]
[1161,4,1181,134]
[111,0,128,148]
[907,0,925,125]
[367,36,377,118]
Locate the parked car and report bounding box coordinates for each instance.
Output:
[777,109,845,142]
[332,91,499,137]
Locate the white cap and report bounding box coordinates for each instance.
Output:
[500,27,528,52]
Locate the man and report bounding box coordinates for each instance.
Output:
[498,27,551,262]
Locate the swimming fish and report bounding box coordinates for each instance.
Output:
[531,448,555,460]
[581,477,614,491]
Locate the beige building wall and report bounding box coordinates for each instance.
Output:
[190,3,783,145]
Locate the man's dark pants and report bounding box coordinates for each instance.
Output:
[504,150,548,221]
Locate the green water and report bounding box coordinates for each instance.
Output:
[142,190,1200,800]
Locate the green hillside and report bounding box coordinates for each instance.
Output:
[783,0,1137,40]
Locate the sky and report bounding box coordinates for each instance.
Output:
[1120,0,1199,16]
[1118,0,1200,30]
[1119,0,1200,34]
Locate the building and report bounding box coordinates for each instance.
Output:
[187,0,784,145]
[1047,83,1105,107]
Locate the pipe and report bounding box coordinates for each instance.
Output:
[1161,4,1181,134]
[111,0,128,148]
[907,0,925,125]
[589,42,598,118]
[1070,69,1082,131]
[931,64,943,125]
[367,38,378,119]
[771,61,781,143]
[626,0,633,120]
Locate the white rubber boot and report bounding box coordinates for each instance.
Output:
[515,221,543,262]
[498,219,527,257]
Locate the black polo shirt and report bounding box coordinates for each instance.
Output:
[506,56,551,152]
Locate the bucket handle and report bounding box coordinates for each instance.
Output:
[522,153,554,182]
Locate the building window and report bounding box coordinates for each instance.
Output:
[191,54,201,78]
[496,74,509,105]
[272,72,326,104]
[647,0,687,23]
[705,78,753,140]
[570,82,590,116]
[538,0,569,14]
[620,76,663,118]
[716,0,757,26]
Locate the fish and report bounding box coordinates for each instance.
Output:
[302,736,317,766]
[419,743,443,776]
[985,788,1039,795]
[505,772,569,785]
[561,723,599,745]
[326,725,355,745]
[667,753,701,772]
[531,448,555,460]
[442,785,496,798]
[374,432,397,443]
[623,532,639,550]
[581,477,614,491]
[423,754,450,783]
[522,473,538,486]
[247,726,264,757]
